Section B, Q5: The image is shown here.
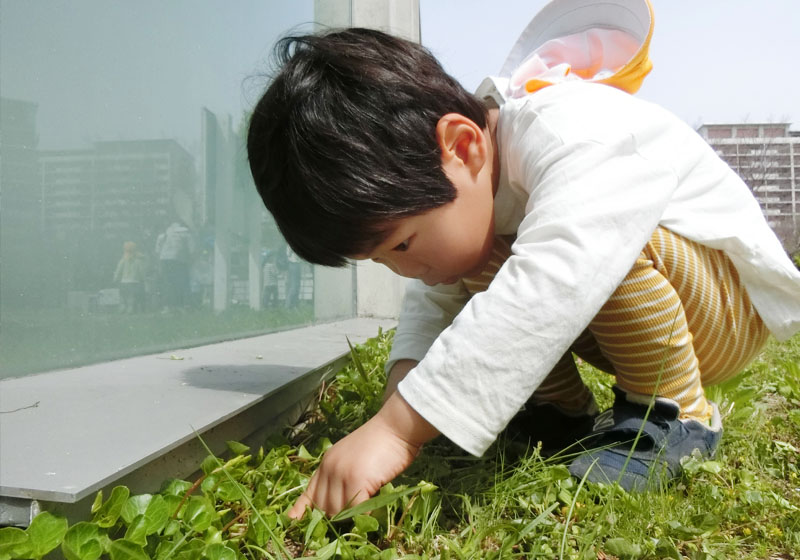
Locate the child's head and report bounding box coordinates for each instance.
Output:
[247,28,487,267]
[123,241,137,257]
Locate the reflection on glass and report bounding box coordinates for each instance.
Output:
[0,1,329,378]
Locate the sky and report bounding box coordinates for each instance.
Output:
[1,0,797,154]
[0,1,314,151]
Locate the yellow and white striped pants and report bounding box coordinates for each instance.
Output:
[462,226,770,421]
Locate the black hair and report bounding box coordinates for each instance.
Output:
[247,28,487,266]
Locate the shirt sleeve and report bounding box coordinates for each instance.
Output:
[398,85,682,455]
[386,279,470,372]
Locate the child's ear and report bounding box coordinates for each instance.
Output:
[435,113,488,174]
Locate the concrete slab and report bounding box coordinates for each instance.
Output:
[0,318,394,507]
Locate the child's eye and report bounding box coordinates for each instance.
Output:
[393,239,410,252]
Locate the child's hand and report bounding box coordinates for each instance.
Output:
[288,392,438,518]
[287,415,417,517]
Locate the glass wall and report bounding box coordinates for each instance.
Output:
[0,1,341,378]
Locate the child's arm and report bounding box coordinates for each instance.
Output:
[288,391,439,518]
[383,359,418,403]
[381,280,470,401]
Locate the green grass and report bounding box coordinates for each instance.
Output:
[4,331,799,559]
[0,304,313,379]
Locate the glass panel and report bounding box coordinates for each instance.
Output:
[0,1,348,379]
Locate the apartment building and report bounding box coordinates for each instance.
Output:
[39,139,196,242]
[697,123,799,248]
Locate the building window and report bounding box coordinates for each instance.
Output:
[735,126,759,138]
[763,126,787,138]
[707,127,733,139]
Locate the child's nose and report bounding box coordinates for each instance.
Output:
[371,257,399,276]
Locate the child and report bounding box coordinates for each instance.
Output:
[262,250,279,308]
[113,241,146,313]
[246,0,800,517]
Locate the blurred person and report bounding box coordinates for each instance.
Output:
[284,245,302,308]
[155,221,193,313]
[190,250,214,308]
[262,250,279,308]
[113,241,146,313]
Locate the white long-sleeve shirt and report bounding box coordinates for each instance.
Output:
[391,81,800,456]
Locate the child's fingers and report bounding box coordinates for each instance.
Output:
[288,470,323,519]
[288,473,369,519]
[288,492,313,519]
[339,485,369,515]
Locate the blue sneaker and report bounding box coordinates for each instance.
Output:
[568,387,722,491]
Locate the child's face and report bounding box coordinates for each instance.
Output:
[354,157,496,286]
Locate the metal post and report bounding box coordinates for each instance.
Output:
[311,0,418,320]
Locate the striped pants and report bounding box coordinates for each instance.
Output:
[462,227,770,421]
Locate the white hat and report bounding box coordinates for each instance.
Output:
[476,0,654,100]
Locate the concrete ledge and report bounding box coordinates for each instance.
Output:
[0,318,395,525]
